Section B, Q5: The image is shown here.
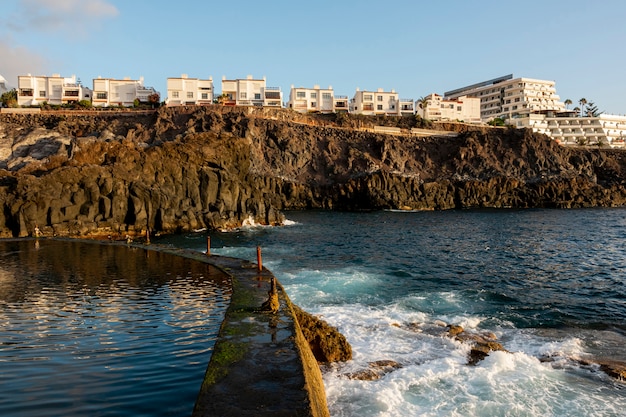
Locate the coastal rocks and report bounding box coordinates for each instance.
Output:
[541,355,626,383]
[3,105,626,237]
[344,360,403,381]
[450,327,508,366]
[292,305,352,364]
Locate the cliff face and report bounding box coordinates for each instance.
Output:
[1,106,626,238]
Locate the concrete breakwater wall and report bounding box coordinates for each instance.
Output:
[152,244,333,417]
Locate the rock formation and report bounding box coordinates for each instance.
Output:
[292,304,352,363]
[2,105,626,238]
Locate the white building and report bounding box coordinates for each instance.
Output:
[17,74,91,106]
[349,88,400,116]
[92,76,158,107]
[167,74,214,106]
[287,85,342,113]
[417,93,481,123]
[220,75,283,108]
[398,97,415,116]
[444,74,565,122]
[510,112,626,148]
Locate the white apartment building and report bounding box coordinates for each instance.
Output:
[287,85,335,113]
[444,74,565,122]
[508,112,626,148]
[398,98,415,116]
[17,74,91,106]
[417,93,481,123]
[350,88,400,116]
[220,75,283,108]
[167,74,214,106]
[92,76,158,107]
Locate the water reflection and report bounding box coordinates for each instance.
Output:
[0,239,232,417]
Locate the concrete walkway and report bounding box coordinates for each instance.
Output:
[148,245,329,417]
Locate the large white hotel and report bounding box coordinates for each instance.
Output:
[444,74,626,147]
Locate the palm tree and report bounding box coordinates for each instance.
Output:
[573,106,580,115]
[578,98,587,117]
[564,99,572,109]
[416,96,431,118]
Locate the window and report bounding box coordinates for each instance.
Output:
[96,92,107,100]
[240,92,247,99]
[364,94,373,101]
[311,102,316,108]
[311,92,317,99]
[254,93,261,100]
[296,91,306,98]
[457,106,462,111]
[322,92,332,100]
[187,91,194,98]
[39,91,46,97]
[172,91,179,98]
[377,95,383,101]
[201,93,208,100]
[377,104,383,110]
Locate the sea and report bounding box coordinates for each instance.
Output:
[159,208,626,417]
[2,208,626,416]
[0,240,232,417]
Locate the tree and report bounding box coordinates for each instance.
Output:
[573,106,580,115]
[584,101,601,117]
[578,98,587,117]
[0,89,18,108]
[488,117,506,126]
[216,93,230,105]
[416,96,431,118]
[564,98,572,109]
[147,93,160,107]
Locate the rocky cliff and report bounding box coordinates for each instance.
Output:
[1,106,626,238]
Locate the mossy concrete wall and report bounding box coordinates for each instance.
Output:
[151,245,329,417]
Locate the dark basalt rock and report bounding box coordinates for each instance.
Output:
[344,360,403,381]
[292,304,352,364]
[2,106,626,238]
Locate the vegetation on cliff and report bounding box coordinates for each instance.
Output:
[1,106,626,238]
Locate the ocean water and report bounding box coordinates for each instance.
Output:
[159,208,626,417]
[0,240,231,417]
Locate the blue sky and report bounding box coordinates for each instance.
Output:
[1,0,625,114]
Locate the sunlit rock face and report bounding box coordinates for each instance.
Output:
[2,106,626,238]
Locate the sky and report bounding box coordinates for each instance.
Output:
[1,0,625,114]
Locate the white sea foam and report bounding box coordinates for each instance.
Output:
[285,278,626,417]
[282,218,298,226]
[318,307,625,417]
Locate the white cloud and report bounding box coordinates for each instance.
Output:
[0,39,50,88]
[5,0,119,34]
